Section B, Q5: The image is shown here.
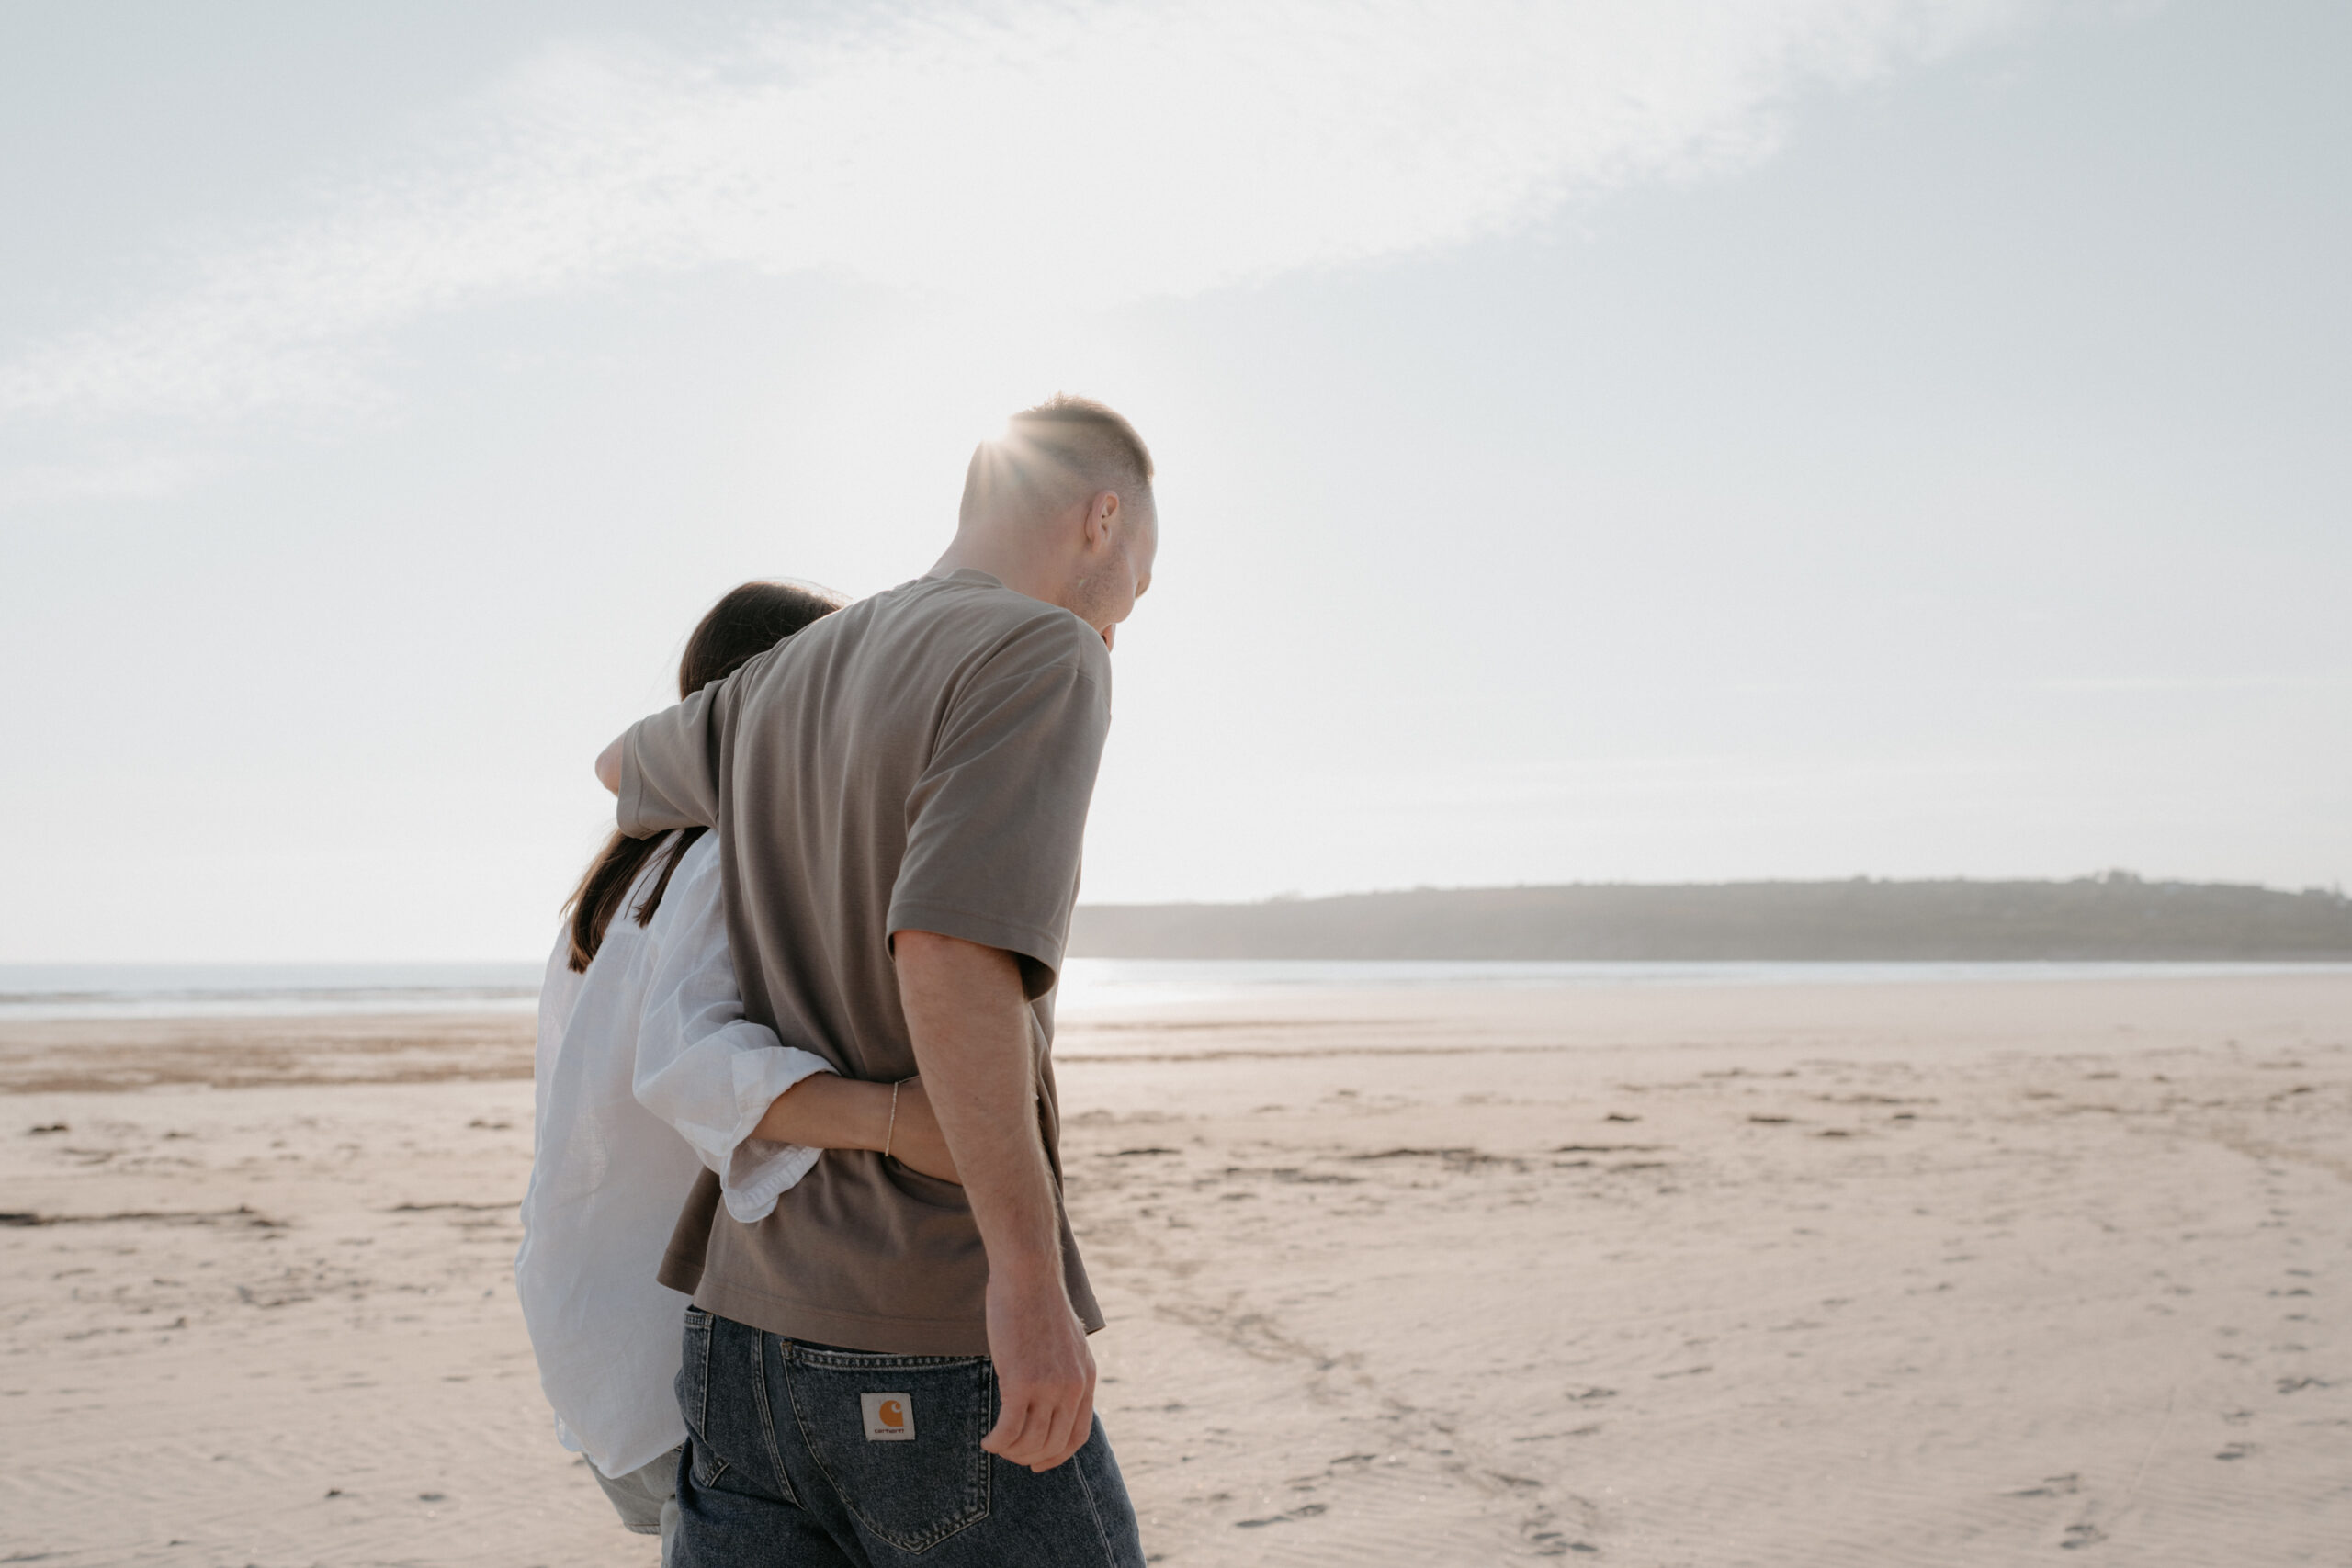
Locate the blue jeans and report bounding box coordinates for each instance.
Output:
[672,1306,1145,1567]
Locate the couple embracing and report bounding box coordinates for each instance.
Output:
[515,396,1159,1565]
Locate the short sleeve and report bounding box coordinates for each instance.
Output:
[888,626,1111,998]
[618,682,723,838]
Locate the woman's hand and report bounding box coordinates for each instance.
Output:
[749,1073,960,1184]
[881,1077,960,1184]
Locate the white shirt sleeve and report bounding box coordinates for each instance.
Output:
[628,835,835,1224]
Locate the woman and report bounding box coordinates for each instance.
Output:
[514,581,955,1554]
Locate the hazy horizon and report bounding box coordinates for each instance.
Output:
[5,0,2347,962]
[1084,868,2352,907]
[6,870,2344,969]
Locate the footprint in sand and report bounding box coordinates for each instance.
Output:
[2000,1473,2079,1499]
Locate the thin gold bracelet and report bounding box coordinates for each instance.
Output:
[885,1078,902,1161]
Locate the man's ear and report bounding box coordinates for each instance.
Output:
[1087,489,1120,546]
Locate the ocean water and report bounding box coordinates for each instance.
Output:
[0,964,544,1022]
[3,958,2346,1023]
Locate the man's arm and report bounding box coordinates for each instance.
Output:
[602,682,725,835]
[894,929,1093,1473]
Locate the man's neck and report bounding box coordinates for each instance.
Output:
[928,534,1065,609]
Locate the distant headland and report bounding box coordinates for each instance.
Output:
[1070,874,2352,962]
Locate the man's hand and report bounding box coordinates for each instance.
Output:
[594,734,626,795]
[983,1272,1096,1472]
[895,929,1094,1472]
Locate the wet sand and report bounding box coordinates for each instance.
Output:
[2,975,2346,1565]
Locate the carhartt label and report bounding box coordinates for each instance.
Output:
[862,1392,914,1442]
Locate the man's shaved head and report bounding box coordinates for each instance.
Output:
[959,394,1155,529]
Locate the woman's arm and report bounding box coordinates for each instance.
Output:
[628,836,832,1221]
[631,837,960,1216]
[753,1076,958,1184]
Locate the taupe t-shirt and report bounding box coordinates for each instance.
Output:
[616,569,1110,1354]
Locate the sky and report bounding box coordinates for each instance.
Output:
[2,0,2346,963]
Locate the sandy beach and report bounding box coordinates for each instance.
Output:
[3,974,2346,1566]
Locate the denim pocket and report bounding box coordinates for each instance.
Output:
[676,1305,731,1489]
[677,1305,714,1436]
[783,1345,992,1552]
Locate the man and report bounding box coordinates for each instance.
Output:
[594,395,1157,1565]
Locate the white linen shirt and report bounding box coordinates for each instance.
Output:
[514,831,832,1479]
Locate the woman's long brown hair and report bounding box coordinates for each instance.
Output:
[563,580,842,972]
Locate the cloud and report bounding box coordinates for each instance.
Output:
[0,0,2046,425]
